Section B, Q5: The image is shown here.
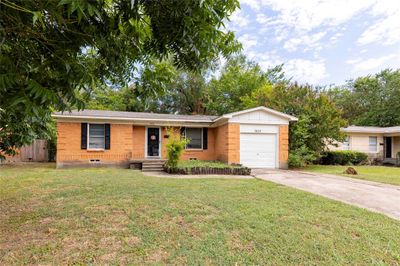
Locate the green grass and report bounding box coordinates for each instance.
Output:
[177,160,241,169]
[1,164,400,265]
[305,165,400,186]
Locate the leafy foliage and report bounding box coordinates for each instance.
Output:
[0,0,241,158]
[328,69,400,127]
[288,146,317,168]
[320,151,369,165]
[85,55,346,158]
[165,128,189,168]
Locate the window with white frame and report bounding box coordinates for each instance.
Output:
[369,136,377,152]
[88,124,105,149]
[185,128,203,149]
[343,136,350,150]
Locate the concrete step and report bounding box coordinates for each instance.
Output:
[142,165,164,169]
[143,162,166,166]
[142,167,164,172]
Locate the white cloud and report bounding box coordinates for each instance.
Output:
[358,0,400,45]
[259,0,376,32]
[247,50,328,84]
[241,0,261,11]
[229,10,250,28]
[346,54,399,72]
[247,50,284,69]
[238,34,258,51]
[329,32,344,44]
[283,31,327,52]
[284,59,328,84]
[256,13,269,24]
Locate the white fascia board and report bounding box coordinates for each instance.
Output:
[51,114,213,124]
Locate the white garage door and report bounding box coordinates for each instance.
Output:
[240,133,277,168]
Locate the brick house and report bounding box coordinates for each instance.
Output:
[52,106,297,169]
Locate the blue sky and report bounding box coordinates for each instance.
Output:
[226,0,400,85]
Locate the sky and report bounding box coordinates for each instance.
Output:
[227,0,400,86]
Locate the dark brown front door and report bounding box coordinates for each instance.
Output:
[147,128,160,157]
[385,137,392,158]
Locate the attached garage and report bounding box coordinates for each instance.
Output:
[223,107,298,169]
[239,125,278,168]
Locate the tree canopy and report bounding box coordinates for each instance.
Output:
[85,55,347,160]
[328,69,400,127]
[0,0,240,158]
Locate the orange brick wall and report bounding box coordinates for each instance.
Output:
[132,126,145,159]
[56,121,287,168]
[56,122,133,167]
[214,123,240,164]
[279,125,289,169]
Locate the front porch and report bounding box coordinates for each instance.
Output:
[382,136,400,166]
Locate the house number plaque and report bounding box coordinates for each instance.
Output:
[254,129,262,133]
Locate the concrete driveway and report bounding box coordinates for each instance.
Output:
[253,169,400,220]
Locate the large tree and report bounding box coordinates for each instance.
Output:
[0,0,240,159]
[328,69,400,127]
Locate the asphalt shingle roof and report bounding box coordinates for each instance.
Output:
[53,110,219,122]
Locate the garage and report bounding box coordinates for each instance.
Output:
[239,124,279,168]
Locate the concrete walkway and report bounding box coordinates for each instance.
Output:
[253,169,400,220]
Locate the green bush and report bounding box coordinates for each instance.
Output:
[320,150,368,165]
[165,128,189,168]
[288,146,317,168]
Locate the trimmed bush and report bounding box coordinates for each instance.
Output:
[320,150,368,165]
[165,128,189,168]
[288,146,317,168]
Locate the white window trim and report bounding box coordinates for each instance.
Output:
[87,123,105,151]
[369,136,378,153]
[184,127,203,150]
[342,136,350,150]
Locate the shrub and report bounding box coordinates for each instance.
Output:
[288,146,317,168]
[165,128,189,168]
[320,150,368,165]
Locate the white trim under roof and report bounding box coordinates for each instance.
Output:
[51,106,298,126]
[51,114,214,124]
[342,126,400,134]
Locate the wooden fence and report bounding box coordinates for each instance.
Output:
[19,139,49,162]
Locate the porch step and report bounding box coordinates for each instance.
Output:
[141,160,166,172]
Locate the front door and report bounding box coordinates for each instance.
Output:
[385,137,392,158]
[147,128,160,157]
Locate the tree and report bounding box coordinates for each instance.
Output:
[205,55,271,115]
[328,69,400,127]
[0,0,240,159]
[265,83,347,155]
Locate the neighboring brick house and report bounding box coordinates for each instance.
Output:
[52,106,297,169]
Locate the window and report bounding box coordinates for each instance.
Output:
[369,136,377,152]
[88,124,105,149]
[343,136,350,150]
[185,128,203,149]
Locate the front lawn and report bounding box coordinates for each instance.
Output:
[1,164,400,264]
[305,165,400,186]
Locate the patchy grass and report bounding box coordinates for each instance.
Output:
[1,164,400,265]
[177,160,241,169]
[305,165,400,186]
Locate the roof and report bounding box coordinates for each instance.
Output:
[52,109,218,123]
[342,126,400,134]
[52,106,298,124]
